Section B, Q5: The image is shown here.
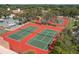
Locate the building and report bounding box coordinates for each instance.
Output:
[0,19,4,22]
[12,9,24,14]
[3,17,16,28]
[72,27,79,44]
[0,16,19,29]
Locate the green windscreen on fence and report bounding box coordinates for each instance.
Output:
[9,26,38,41]
[28,29,57,50]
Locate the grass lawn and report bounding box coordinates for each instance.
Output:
[67,18,75,29]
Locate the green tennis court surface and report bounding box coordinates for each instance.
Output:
[28,29,57,50]
[9,26,38,41]
[41,19,48,23]
[58,19,64,24]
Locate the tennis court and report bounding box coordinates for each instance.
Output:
[41,19,49,24]
[8,26,38,41]
[57,19,64,24]
[28,29,57,50]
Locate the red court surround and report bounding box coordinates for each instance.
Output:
[1,17,69,54]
